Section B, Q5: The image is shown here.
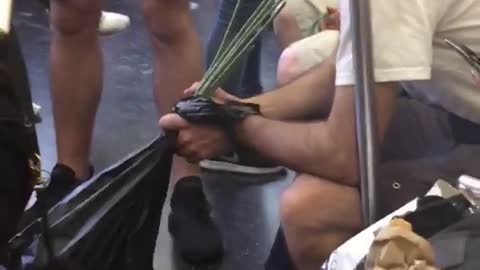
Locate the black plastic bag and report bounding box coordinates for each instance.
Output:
[0,27,39,268]
[402,194,471,238]
[10,136,173,270]
[173,96,261,126]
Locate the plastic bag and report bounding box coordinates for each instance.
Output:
[324,180,470,270]
[173,96,260,126]
[0,27,38,269]
[9,136,173,270]
[364,219,439,270]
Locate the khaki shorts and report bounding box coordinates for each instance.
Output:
[277,0,339,74]
[281,0,338,37]
[286,29,339,73]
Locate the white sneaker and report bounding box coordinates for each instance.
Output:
[32,102,41,116]
[98,11,131,36]
[190,2,199,10]
[32,102,42,123]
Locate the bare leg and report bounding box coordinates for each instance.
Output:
[141,3,223,263]
[49,0,102,180]
[276,47,308,86]
[274,8,303,49]
[280,174,362,270]
[140,0,202,183]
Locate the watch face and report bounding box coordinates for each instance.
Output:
[445,39,480,73]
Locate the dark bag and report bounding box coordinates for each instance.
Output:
[0,124,34,267]
[0,28,38,268]
[10,137,173,270]
[430,213,480,270]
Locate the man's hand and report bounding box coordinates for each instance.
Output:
[319,7,340,31]
[159,113,232,163]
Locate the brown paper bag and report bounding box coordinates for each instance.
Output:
[365,219,440,270]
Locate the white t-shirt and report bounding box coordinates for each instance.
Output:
[335,0,480,125]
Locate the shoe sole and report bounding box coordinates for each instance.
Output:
[199,160,285,175]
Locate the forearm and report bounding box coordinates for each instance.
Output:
[235,116,355,184]
[244,58,336,121]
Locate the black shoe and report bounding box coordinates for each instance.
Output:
[265,227,296,270]
[168,176,223,265]
[34,164,93,212]
[199,148,285,175]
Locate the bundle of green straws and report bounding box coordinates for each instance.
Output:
[194,0,286,99]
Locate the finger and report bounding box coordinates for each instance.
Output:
[326,14,340,30]
[183,89,195,96]
[177,147,201,164]
[159,113,190,130]
[319,19,328,31]
[215,88,242,102]
[177,130,193,145]
[332,12,340,27]
[184,82,201,95]
[177,144,194,158]
[327,7,337,14]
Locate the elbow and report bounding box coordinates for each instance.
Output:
[333,147,359,186]
[329,120,360,186]
[306,127,359,187]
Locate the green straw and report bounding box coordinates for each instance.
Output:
[196,0,275,95]
[206,0,243,75]
[195,0,285,98]
[204,2,286,96]
[196,0,275,96]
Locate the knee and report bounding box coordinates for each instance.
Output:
[141,0,192,42]
[274,8,298,35]
[277,47,306,85]
[50,0,101,36]
[280,175,331,231]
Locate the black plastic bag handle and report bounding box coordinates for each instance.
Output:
[164,96,261,155]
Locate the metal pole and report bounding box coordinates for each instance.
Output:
[349,0,379,225]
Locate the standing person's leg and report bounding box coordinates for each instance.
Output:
[140,0,223,264]
[205,0,263,98]
[50,0,102,180]
[140,0,203,182]
[40,0,130,37]
[30,0,101,226]
[38,0,50,8]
